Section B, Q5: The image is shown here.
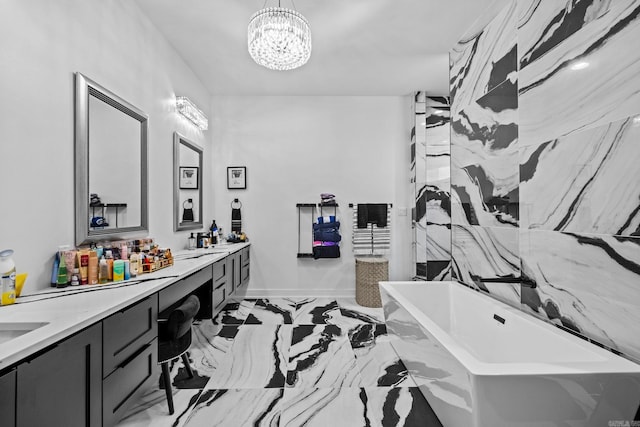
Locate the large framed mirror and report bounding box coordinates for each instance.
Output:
[174,132,203,231]
[74,72,148,246]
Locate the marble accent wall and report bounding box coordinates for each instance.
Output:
[412,93,452,280]
[450,0,640,362]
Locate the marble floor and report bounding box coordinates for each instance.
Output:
[117,297,443,427]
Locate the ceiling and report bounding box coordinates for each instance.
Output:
[133,0,495,96]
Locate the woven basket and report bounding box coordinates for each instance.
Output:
[355,257,388,308]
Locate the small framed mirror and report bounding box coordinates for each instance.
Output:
[74,72,149,246]
[174,132,203,231]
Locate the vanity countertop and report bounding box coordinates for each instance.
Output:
[0,242,249,370]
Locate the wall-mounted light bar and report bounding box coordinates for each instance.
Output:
[176,96,208,130]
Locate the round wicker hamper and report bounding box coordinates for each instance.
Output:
[355,257,388,308]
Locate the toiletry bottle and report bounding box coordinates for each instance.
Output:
[113,260,124,282]
[129,252,139,278]
[105,250,114,281]
[121,242,128,260]
[57,253,68,288]
[0,249,16,306]
[78,250,89,285]
[210,220,218,245]
[188,233,196,250]
[98,256,109,284]
[50,251,60,287]
[71,268,80,286]
[124,260,130,280]
[88,250,98,284]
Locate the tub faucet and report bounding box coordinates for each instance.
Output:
[473,276,537,289]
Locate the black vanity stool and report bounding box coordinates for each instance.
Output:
[157,294,200,415]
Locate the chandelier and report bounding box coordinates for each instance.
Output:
[248,3,312,71]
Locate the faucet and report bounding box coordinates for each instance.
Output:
[471,275,537,289]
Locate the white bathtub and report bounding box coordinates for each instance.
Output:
[380,281,640,427]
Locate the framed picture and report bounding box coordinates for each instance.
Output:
[227,166,247,189]
[179,166,199,189]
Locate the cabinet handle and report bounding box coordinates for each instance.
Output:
[117,342,151,369]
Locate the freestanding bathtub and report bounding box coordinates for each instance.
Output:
[380,281,640,427]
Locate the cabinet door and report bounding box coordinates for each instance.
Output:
[0,368,16,427]
[232,252,241,290]
[17,323,102,427]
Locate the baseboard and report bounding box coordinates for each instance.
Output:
[241,288,356,299]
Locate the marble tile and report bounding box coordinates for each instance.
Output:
[450,78,520,228]
[426,224,451,261]
[183,388,283,427]
[451,225,521,308]
[519,3,640,146]
[337,298,385,324]
[280,388,370,427]
[364,387,443,427]
[348,324,414,388]
[518,0,635,69]
[280,387,440,427]
[450,0,517,115]
[293,298,344,325]
[245,298,296,324]
[186,323,238,377]
[520,229,640,361]
[205,324,291,389]
[117,388,202,427]
[426,96,450,109]
[520,115,640,236]
[427,261,451,281]
[211,299,255,325]
[286,324,361,388]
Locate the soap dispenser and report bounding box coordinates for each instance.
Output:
[188,233,196,250]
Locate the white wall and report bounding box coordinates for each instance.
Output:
[0,0,211,292]
[210,96,413,297]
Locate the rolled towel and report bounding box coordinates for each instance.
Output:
[317,216,336,224]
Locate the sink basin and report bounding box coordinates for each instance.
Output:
[0,322,49,345]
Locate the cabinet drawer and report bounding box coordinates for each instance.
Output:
[103,295,158,377]
[212,259,226,285]
[103,338,157,427]
[159,266,212,312]
[213,285,227,311]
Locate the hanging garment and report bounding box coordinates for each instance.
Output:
[357,203,388,228]
[313,245,340,259]
[231,199,242,232]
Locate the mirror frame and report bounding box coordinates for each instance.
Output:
[174,132,203,232]
[74,72,149,246]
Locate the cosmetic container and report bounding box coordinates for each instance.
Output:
[88,251,98,284]
[0,249,16,305]
[113,260,124,282]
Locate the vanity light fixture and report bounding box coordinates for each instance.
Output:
[248,0,312,71]
[176,96,208,130]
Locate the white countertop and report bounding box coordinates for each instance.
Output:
[0,242,249,370]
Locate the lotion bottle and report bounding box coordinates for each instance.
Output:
[98,256,109,284]
[88,251,98,285]
[129,252,138,278]
[105,250,114,281]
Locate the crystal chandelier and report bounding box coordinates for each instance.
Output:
[248,3,312,71]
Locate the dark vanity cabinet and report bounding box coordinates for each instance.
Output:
[241,246,250,287]
[102,295,158,427]
[16,323,102,427]
[0,368,16,427]
[212,259,230,312]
